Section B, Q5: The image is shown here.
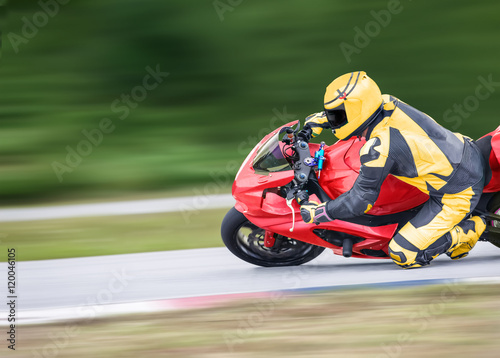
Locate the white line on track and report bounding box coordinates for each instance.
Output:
[0,194,235,222]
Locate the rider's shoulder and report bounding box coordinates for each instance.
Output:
[369,120,391,142]
[382,94,401,110]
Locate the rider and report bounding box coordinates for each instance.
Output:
[299,71,487,269]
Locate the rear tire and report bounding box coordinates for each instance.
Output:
[221,207,325,267]
[486,193,500,248]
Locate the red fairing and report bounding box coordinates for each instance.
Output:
[232,125,295,216]
[232,121,428,258]
[482,126,500,193]
[232,120,500,260]
[319,137,429,215]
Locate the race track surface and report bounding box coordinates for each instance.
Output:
[4,243,499,312]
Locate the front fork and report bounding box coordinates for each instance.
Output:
[264,230,276,248]
[263,231,291,252]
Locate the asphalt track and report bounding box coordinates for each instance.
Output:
[2,243,499,315]
[1,195,499,324]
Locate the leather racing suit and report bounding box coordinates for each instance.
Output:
[303,95,486,268]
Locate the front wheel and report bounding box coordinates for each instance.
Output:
[221,207,325,267]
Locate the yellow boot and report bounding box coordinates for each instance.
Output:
[447,216,486,260]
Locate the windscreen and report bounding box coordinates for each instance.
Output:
[252,132,292,175]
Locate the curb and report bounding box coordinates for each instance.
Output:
[3,276,499,326]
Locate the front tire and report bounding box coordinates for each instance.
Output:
[221,207,325,267]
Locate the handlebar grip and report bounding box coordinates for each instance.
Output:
[295,190,310,205]
[297,128,312,142]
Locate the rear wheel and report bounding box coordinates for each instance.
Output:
[486,193,500,248]
[221,207,325,267]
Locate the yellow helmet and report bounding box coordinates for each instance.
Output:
[324,71,383,140]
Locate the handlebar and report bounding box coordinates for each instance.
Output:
[280,123,313,205]
[297,127,313,142]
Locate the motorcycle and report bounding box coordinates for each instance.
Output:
[221,120,500,267]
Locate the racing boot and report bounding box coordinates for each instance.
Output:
[446,216,486,260]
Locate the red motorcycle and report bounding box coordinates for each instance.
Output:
[221,121,500,267]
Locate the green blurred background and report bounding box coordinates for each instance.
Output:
[3,6,500,353]
[2,0,500,205]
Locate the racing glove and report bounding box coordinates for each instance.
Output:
[300,201,334,224]
[303,112,330,138]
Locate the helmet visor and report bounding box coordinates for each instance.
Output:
[325,107,347,129]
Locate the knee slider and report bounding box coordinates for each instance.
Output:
[388,238,418,268]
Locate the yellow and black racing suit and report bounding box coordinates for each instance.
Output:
[305,95,486,268]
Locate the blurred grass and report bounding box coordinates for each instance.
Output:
[0,209,228,261]
[18,284,500,357]
[2,0,500,205]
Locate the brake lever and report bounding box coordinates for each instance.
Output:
[284,186,309,233]
[284,185,299,232]
[286,198,295,232]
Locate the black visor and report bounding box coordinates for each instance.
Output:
[325,108,347,129]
